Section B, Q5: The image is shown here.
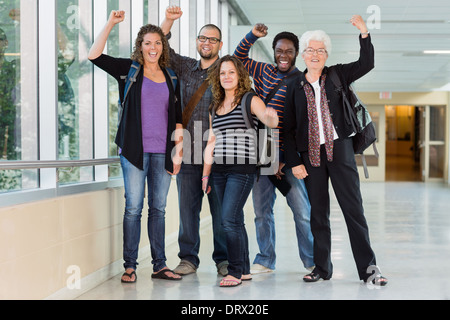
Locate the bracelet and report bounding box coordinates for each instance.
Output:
[202,176,209,181]
[361,31,370,36]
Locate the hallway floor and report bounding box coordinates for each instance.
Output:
[386,155,422,181]
[76,181,450,302]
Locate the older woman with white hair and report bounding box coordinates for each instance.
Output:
[284,15,387,286]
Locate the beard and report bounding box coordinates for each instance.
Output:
[199,51,218,60]
[198,45,219,61]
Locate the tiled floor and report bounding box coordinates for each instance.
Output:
[386,155,422,182]
[76,181,450,301]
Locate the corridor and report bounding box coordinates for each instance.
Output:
[74,181,450,301]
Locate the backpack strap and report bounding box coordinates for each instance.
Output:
[122,61,141,105]
[241,91,256,130]
[165,67,178,91]
[328,67,359,133]
[117,61,141,126]
[210,91,255,129]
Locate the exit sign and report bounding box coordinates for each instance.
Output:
[379,92,392,99]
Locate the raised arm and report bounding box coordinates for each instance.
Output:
[350,15,369,38]
[160,5,183,35]
[233,24,269,78]
[337,15,374,85]
[88,10,125,60]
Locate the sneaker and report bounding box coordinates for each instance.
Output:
[173,260,197,275]
[216,261,229,276]
[250,263,274,274]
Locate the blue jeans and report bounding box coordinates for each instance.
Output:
[176,164,227,267]
[252,168,314,270]
[121,153,172,272]
[213,171,255,279]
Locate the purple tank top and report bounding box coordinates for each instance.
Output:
[141,77,169,153]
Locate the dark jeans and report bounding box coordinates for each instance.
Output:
[212,171,255,279]
[176,164,227,267]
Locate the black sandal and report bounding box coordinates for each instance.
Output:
[303,272,323,282]
[151,268,182,281]
[121,270,137,283]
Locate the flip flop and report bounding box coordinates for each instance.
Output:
[121,270,137,283]
[151,268,182,281]
[219,277,242,287]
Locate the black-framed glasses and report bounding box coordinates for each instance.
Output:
[197,35,221,44]
[303,48,327,55]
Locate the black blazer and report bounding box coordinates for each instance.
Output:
[91,54,182,172]
[284,34,374,168]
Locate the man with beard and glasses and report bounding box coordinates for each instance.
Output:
[234,23,314,275]
[160,5,229,277]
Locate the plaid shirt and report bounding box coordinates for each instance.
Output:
[168,47,214,165]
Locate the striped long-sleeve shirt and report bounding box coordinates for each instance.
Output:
[234,31,301,163]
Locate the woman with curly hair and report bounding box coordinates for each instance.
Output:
[202,55,278,287]
[88,10,183,282]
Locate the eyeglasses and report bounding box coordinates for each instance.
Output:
[303,48,327,55]
[197,35,221,44]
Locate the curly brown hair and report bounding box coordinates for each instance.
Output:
[130,24,170,68]
[208,55,253,113]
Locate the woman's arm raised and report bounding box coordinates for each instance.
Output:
[88,10,125,60]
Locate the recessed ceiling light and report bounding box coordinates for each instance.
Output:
[423,50,450,54]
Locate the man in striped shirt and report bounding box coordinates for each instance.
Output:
[234,24,314,274]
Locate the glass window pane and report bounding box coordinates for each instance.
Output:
[107,0,129,179]
[429,144,445,179]
[429,105,445,142]
[0,1,38,193]
[57,0,94,185]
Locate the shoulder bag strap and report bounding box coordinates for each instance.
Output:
[182,80,209,128]
[265,70,301,104]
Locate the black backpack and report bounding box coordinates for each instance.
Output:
[328,67,379,178]
[211,91,277,172]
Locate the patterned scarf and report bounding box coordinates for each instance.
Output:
[303,74,334,167]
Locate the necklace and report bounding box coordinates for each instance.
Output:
[145,66,161,77]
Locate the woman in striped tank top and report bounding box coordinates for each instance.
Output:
[202,55,278,287]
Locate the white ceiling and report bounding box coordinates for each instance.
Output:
[231,0,450,92]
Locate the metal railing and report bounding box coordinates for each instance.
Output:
[0,158,120,170]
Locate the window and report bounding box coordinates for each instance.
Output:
[57,0,94,185]
[106,0,132,178]
[0,1,38,193]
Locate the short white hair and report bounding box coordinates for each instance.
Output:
[299,30,332,55]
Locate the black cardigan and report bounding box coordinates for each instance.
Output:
[284,34,374,168]
[90,54,182,172]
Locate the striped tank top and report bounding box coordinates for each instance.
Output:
[212,103,258,174]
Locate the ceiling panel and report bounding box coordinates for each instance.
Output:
[232,0,450,92]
